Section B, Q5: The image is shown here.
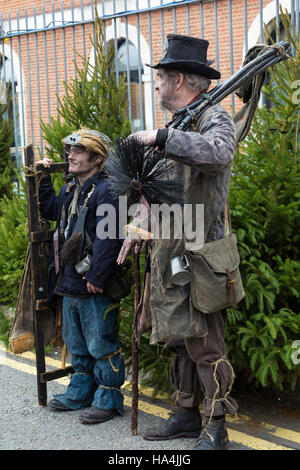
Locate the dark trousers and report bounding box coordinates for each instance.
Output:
[168,311,238,417]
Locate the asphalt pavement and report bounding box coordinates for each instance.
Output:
[0,343,299,455]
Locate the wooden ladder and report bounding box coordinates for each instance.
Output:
[25,144,73,405]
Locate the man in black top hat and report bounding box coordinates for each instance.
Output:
[118,34,238,450]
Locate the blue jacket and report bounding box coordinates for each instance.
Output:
[38,171,123,298]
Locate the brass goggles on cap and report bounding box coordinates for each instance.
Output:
[63,129,111,158]
[64,133,82,145]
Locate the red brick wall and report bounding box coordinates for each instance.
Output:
[0,0,275,154]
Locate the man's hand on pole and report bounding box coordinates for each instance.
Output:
[35,158,54,168]
[117,196,152,265]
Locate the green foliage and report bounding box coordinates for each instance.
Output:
[0,10,298,401]
[40,13,131,165]
[0,176,28,305]
[0,95,15,200]
[0,12,132,312]
[227,18,300,391]
[118,13,300,397]
[0,308,13,348]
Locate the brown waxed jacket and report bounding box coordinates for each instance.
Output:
[149,104,236,345]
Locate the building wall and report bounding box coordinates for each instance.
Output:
[0,0,293,156]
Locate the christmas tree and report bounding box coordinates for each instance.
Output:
[41,13,131,165]
[227,13,300,392]
[0,81,14,200]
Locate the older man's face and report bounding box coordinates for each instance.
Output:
[155,69,177,112]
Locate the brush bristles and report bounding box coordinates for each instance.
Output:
[105,137,183,207]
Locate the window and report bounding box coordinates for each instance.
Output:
[0,50,24,169]
[117,39,145,132]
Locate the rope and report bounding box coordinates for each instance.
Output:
[98,384,124,396]
[173,389,193,404]
[24,165,47,226]
[197,355,237,444]
[100,348,123,373]
[270,43,292,60]
[23,165,43,178]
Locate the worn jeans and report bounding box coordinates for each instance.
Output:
[54,295,125,414]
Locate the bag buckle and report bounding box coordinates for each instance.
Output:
[226,269,237,308]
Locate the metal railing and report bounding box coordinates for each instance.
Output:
[0,0,299,163]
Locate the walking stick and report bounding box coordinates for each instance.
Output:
[131,242,141,435]
[105,138,183,435]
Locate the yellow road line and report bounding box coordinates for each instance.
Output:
[122,396,295,450]
[123,380,300,445]
[225,429,292,451]
[1,346,298,450]
[1,354,70,386]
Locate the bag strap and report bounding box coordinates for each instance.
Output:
[224,199,232,237]
[187,110,233,241]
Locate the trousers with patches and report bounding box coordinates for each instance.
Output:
[168,311,238,417]
[54,295,124,414]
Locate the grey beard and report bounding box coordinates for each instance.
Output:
[158,97,173,113]
[158,97,168,112]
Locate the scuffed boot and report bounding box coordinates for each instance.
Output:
[142,407,202,441]
[48,398,73,411]
[194,416,230,450]
[79,406,117,424]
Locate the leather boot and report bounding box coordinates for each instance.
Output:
[79,406,117,424]
[194,417,230,450]
[48,399,72,411]
[142,407,202,441]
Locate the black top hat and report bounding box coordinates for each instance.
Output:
[146,34,220,79]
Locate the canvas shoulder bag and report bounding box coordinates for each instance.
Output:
[187,202,245,313]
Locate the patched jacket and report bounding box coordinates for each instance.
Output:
[39,171,122,298]
[149,104,236,344]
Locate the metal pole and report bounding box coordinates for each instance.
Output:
[125,0,132,125]
[71,0,77,80]
[60,0,68,85]
[160,0,167,124]
[8,11,18,152]
[102,0,107,55]
[228,0,234,113]
[259,0,265,106]
[90,0,96,67]
[42,3,51,124]
[25,8,34,149]
[200,1,204,39]
[296,0,299,42]
[81,0,86,61]
[113,0,119,86]
[275,0,280,43]
[243,0,248,53]
[51,0,60,112]
[148,0,155,129]
[214,0,220,86]
[136,0,144,130]
[16,9,27,154]
[33,5,43,155]
[173,5,177,33]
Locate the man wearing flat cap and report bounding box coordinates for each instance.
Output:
[118,34,238,450]
[36,129,125,425]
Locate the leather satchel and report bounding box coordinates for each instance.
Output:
[106,259,133,302]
